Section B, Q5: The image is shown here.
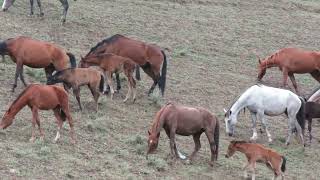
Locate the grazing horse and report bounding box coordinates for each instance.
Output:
[0,36,76,92]
[257,48,320,95]
[307,86,320,103]
[225,141,286,180]
[2,0,75,23]
[304,102,320,143]
[47,68,105,111]
[84,34,167,96]
[0,84,75,143]
[147,102,219,166]
[224,84,305,146]
[79,53,137,102]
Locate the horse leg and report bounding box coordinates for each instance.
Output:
[250,112,258,141]
[189,132,201,162]
[308,118,312,144]
[19,66,27,87]
[34,110,44,141]
[88,84,99,112]
[29,0,34,15]
[148,80,158,95]
[53,109,63,143]
[242,162,250,179]
[250,162,256,180]
[289,73,300,95]
[106,72,115,100]
[123,78,132,103]
[36,0,44,16]
[169,129,178,159]
[286,116,298,145]
[59,0,69,23]
[281,68,288,88]
[258,111,272,142]
[205,130,216,166]
[30,107,38,142]
[294,118,305,145]
[12,63,23,92]
[72,87,82,111]
[310,70,320,83]
[61,103,76,144]
[115,72,121,91]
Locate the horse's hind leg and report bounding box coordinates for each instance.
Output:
[59,0,69,23]
[12,63,23,92]
[308,118,312,143]
[289,73,300,95]
[19,66,27,87]
[189,132,201,162]
[34,109,44,141]
[30,107,38,142]
[36,0,44,16]
[205,130,216,166]
[29,0,34,15]
[105,72,115,100]
[53,108,63,143]
[88,84,100,111]
[72,87,82,111]
[60,101,76,144]
[250,112,258,141]
[115,72,121,91]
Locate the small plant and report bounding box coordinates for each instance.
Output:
[147,157,168,172]
[25,68,46,83]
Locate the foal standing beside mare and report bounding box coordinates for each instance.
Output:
[47,68,105,111]
[2,0,75,23]
[85,34,167,96]
[0,36,76,92]
[79,53,137,102]
[225,141,286,180]
[0,84,75,143]
[147,102,219,166]
[224,84,305,146]
[257,48,320,95]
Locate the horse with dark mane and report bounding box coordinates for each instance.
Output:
[147,102,219,166]
[0,36,76,92]
[85,34,167,96]
[2,0,75,23]
[257,47,320,95]
[0,84,75,143]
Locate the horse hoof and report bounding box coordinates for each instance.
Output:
[29,137,36,143]
[39,13,44,17]
[208,162,214,167]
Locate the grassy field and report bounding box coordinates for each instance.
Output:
[0,0,320,179]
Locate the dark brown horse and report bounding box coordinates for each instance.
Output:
[0,84,75,143]
[79,53,137,102]
[2,0,75,23]
[304,101,320,144]
[0,36,76,92]
[85,34,167,96]
[47,68,105,111]
[147,102,219,166]
[257,48,320,95]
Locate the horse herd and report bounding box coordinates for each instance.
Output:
[1,36,320,180]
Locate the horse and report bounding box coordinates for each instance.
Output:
[47,68,105,111]
[79,53,137,102]
[84,34,167,96]
[224,84,305,146]
[2,0,75,23]
[304,101,320,144]
[307,86,320,103]
[147,102,219,166]
[0,84,75,143]
[257,47,320,95]
[225,141,286,180]
[0,36,77,92]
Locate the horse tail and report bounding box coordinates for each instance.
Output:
[297,97,306,133]
[158,50,167,96]
[281,156,286,172]
[66,52,77,68]
[99,74,105,93]
[59,108,67,122]
[213,117,220,160]
[0,41,7,55]
[135,65,141,81]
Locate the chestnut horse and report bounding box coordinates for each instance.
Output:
[47,68,105,111]
[0,84,75,143]
[2,0,75,23]
[225,141,286,180]
[147,102,219,166]
[79,53,137,102]
[257,47,320,95]
[0,36,77,92]
[85,34,167,96]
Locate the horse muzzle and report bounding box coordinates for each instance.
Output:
[2,8,7,12]
[228,132,233,137]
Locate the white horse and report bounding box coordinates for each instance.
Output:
[224,84,305,145]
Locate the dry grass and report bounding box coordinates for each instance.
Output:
[0,0,320,179]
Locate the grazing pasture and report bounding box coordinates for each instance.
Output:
[0,0,320,179]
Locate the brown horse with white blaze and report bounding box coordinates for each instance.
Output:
[226,141,286,180]
[0,84,75,143]
[79,53,137,102]
[257,47,320,95]
[147,102,219,166]
[0,36,77,92]
[85,34,167,96]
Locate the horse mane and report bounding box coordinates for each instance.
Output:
[85,34,124,57]
[151,102,174,133]
[53,68,74,76]
[260,50,281,68]
[9,85,33,111]
[231,140,250,144]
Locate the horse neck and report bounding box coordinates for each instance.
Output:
[151,105,168,135]
[84,57,101,66]
[261,56,278,69]
[230,93,249,116]
[234,143,250,154]
[6,93,29,117]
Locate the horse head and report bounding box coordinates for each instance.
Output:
[146,129,160,158]
[46,70,66,85]
[224,108,236,137]
[78,55,90,68]
[257,58,266,81]
[225,140,243,158]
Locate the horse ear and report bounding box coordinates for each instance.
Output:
[148,130,151,135]
[223,108,227,113]
[80,55,84,60]
[258,59,262,65]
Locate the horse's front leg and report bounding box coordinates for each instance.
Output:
[19,66,28,87]
[36,0,44,16]
[30,107,38,142]
[59,0,69,23]
[282,69,289,88]
[29,0,34,15]
[289,73,300,95]
[169,130,178,159]
[250,112,258,141]
[258,111,272,142]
